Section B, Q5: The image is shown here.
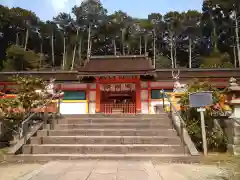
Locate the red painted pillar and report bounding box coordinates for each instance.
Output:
[86,84,89,114]
[95,77,101,113]
[135,78,141,113]
[148,81,151,113]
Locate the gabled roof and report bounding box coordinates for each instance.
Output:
[79,55,154,73]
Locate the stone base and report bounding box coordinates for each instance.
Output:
[227,144,240,155]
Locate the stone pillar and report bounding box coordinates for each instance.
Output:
[227,106,240,155]
[226,120,240,155]
[225,77,240,155]
[95,81,101,113]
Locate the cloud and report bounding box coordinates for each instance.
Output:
[51,0,84,14]
[51,0,69,13]
[1,0,84,20]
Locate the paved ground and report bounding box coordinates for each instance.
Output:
[0,163,42,180]
[0,161,229,180]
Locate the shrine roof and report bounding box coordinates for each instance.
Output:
[0,68,240,83]
[79,55,154,73]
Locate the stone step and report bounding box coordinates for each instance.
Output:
[62,114,166,119]
[55,123,172,129]
[30,136,181,145]
[38,129,177,137]
[6,154,200,163]
[22,144,184,154]
[58,118,169,124]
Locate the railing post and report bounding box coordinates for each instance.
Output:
[23,121,28,144]
[51,113,56,130]
[43,108,48,129]
[180,121,185,154]
[161,90,165,110]
[57,99,61,116]
[163,97,165,110]
[56,99,60,124]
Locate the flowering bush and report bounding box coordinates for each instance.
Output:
[179,79,228,152]
[0,75,47,144]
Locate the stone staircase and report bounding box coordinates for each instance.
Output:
[9,114,199,162]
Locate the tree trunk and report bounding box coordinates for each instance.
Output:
[24,28,29,51]
[16,32,20,45]
[62,36,66,70]
[153,29,156,68]
[170,34,174,69]
[144,35,148,55]
[90,40,92,55]
[65,45,68,67]
[71,29,79,70]
[51,32,55,70]
[78,36,82,66]
[139,36,142,55]
[235,14,240,67]
[40,42,43,69]
[87,24,92,61]
[121,29,125,55]
[174,46,177,68]
[189,37,192,68]
[233,44,237,68]
[112,39,117,56]
[213,27,218,51]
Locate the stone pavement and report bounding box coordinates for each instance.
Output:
[0,163,42,180]
[12,160,228,180]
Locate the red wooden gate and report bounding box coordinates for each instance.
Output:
[101,103,136,114]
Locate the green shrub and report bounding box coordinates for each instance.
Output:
[179,79,227,152]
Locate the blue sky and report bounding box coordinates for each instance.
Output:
[1,0,203,21]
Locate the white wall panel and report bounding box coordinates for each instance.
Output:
[89,102,96,114]
[60,102,87,114]
[141,102,149,114]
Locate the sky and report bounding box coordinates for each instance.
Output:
[1,0,203,21]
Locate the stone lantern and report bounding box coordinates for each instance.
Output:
[225,77,240,117]
[225,78,240,101]
[224,77,240,155]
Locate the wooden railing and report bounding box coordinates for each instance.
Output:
[101,103,136,114]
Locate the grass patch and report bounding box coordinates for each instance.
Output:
[201,153,240,180]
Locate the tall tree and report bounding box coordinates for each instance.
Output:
[181,10,202,68]
[164,11,184,68]
[72,0,107,61]
[54,13,73,69]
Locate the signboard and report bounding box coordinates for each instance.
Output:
[189,91,213,108]
[100,83,136,92]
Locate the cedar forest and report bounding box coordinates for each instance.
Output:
[0,0,239,71]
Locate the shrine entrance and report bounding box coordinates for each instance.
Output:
[100,82,137,114]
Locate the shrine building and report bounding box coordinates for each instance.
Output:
[0,55,240,115]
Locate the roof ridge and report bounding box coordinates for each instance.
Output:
[89,55,148,60]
